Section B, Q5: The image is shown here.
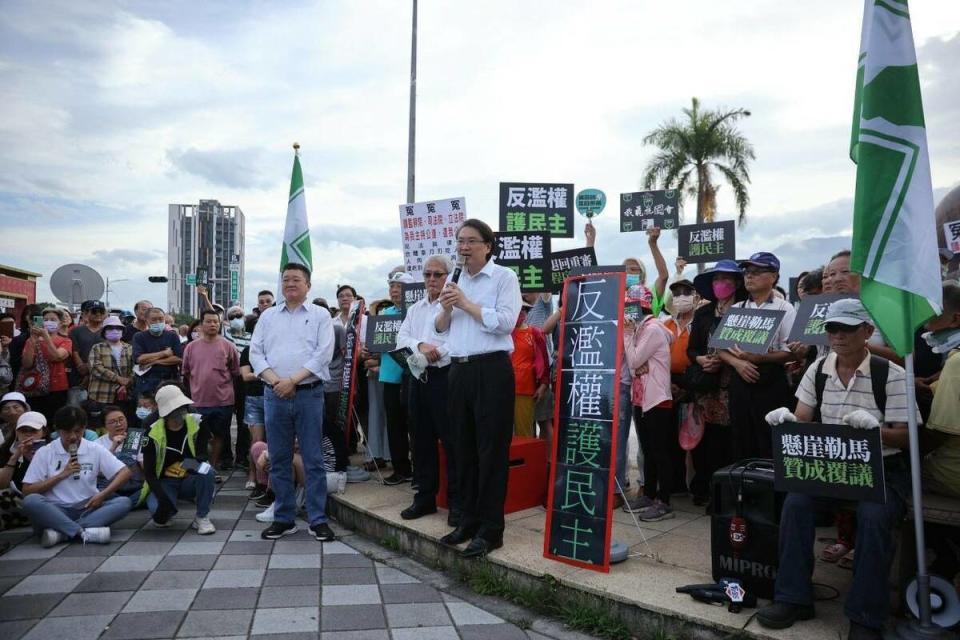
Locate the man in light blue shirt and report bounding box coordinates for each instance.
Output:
[250,263,336,542]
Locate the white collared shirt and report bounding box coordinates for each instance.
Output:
[732,295,796,351]
[250,300,335,383]
[435,259,522,358]
[22,439,125,505]
[397,295,450,368]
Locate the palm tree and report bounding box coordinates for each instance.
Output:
[641,97,755,227]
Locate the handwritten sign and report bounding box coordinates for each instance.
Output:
[494,231,551,292]
[338,300,366,445]
[120,428,145,456]
[399,197,466,278]
[772,422,885,502]
[944,221,960,254]
[708,308,785,354]
[620,190,679,232]
[399,282,426,319]
[550,247,597,294]
[364,315,402,353]
[677,221,736,264]
[544,273,624,573]
[788,294,857,346]
[500,182,574,238]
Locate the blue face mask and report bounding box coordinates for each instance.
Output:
[149,322,164,335]
[135,407,151,419]
[626,274,641,288]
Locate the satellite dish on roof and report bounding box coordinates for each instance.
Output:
[49,264,105,306]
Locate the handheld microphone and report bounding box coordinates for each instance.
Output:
[68,444,80,480]
[450,255,465,285]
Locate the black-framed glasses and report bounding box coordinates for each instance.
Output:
[423,271,448,279]
[824,322,863,334]
[106,418,126,427]
[456,238,486,246]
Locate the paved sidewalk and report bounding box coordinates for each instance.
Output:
[0,474,579,640]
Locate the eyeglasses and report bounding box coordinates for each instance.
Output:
[227,315,243,320]
[106,418,126,427]
[824,322,864,334]
[422,271,448,279]
[456,238,486,246]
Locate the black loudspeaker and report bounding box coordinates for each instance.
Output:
[710,460,785,600]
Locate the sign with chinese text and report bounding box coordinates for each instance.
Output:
[398,197,466,278]
[772,422,885,502]
[623,300,644,323]
[364,315,402,353]
[499,182,574,238]
[120,427,146,456]
[620,190,679,232]
[399,282,426,318]
[708,308,785,354]
[544,273,624,572]
[575,189,606,218]
[185,274,197,286]
[494,232,551,292]
[0,297,15,309]
[339,301,366,447]
[677,221,736,264]
[549,247,597,294]
[195,267,208,287]
[229,255,240,305]
[568,264,626,277]
[788,294,857,346]
[944,221,960,254]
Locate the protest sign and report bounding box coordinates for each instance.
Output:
[398,197,465,278]
[575,189,606,218]
[677,221,735,264]
[772,422,885,502]
[364,315,402,353]
[944,221,960,254]
[788,293,857,346]
[494,231,551,292]
[623,299,644,323]
[620,190,679,232]
[500,182,574,238]
[120,428,146,456]
[399,282,425,318]
[550,247,597,294]
[544,273,624,573]
[708,307,786,354]
[338,300,365,446]
[568,264,626,277]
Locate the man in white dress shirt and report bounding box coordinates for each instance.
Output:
[250,263,336,542]
[434,219,521,558]
[396,253,460,524]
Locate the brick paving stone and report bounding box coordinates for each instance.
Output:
[169,540,225,555]
[445,601,504,625]
[6,572,88,595]
[379,582,443,604]
[97,554,163,572]
[101,610,185,639]
[213,554,269,569]
[0,575,21,595]
[0,593,65,620]
[250,606,320,634]
[155,554,217,570]
[319,604,386,632]
[320,631,389,640]
[50,591,133,617]
[73,570,149,593]
[268,553,322,569]
[1,618,37,640]
[0,542,65,560]
[322,584,381,606]
[34,555,105,574]
[221,541,274,555]
[320,567,376,585]
[373,566,419,584]
[115,540,176,556]
[391,627,460,640]
[123,587,198,612]
[385,602,452,628]
[202,568,264,588]
[126,529,186,543]
[141,570,208,590]
[177,608,254,637]
[257,585,320,608]
[59,541,124,556]
[320,541,358,555]
[322,554,372,569]
[228,529,263,542]
[458,623,529,639]
[19,613,114,640]
[190,587,260,610]
[0,558,47,576]
[272,540,323,555]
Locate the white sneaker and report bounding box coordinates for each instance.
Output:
[326,471,347,495]
[41,528,68,548]
[80,527,111,544]
[256,502,276,523]
[192,517,216,535]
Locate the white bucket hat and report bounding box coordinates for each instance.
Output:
[156,385,193,418]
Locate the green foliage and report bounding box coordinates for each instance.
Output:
[380,535,402,552]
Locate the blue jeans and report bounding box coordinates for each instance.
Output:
[264,385,328,526]
[22,493,131,538]
[145,469,216,518]
[774,460,909,629]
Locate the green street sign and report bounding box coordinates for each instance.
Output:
[575,188,606,218]
[230,269,239,302]
[186,274,197,286]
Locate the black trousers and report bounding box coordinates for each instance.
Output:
[689,422,732,499]
[410,366,459,511]
[635,406,675,503]
[324,391,351,471]
[383,381,411,476]
[448,352,514,538]
[728,368,791,460]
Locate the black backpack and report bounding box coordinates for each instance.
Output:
[812,355,889,422]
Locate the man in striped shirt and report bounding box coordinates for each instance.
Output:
[758,299,913,640]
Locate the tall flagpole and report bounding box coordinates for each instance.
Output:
[406,0,417,204]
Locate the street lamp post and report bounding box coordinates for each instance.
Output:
[104,277,129,309]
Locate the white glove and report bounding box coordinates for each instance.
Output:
[765,407,797,426]
[842,409,880,430]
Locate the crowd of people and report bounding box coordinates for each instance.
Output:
[0,218,958,640]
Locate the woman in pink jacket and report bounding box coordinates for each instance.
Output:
[622,285,676,521]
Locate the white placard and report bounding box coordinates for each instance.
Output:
[944,221,960,254]
[398,196,466,277]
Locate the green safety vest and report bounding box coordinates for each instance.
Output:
[136,414,200,506]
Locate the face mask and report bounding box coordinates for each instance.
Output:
[104,329,123,342]
[190,331,200,341]
[712,280,738,300]
[625,274,641,288]
[673,295,695,313]
[135,407,151,420]
[167,407,188,422]
[43,320,59,332]
[229,318,244,331]
[922,328,960,354]
[149,322,164,335]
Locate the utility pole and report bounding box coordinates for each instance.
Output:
[406,0,417,204]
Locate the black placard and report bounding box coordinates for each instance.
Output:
[708,308,786,354]
[789,277,801,305]
[772,422,885,502]
[677,221,736,264]
[788,294,857,346]
[494,231,551,292]
[120,427,145,456]
[568,264,626,277]
[364,314,401,353]
[623,300,644,323]
[544,273,624,572]
[549,247,598,294]
[499,182,575,239]
[399,282,426,318]
[619,190,680,232]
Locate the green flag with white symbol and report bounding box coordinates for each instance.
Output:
[281,150,313,276]
[850,0,941,356]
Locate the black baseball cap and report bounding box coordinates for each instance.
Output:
[81,300,106,312]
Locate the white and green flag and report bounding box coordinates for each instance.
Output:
[850,0,941,356]
[280,150,313,275]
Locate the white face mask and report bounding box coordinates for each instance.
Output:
[229,318,244,332]
[673,295,695,313]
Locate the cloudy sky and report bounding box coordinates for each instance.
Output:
[2,1,958,311]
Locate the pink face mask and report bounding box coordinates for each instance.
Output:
[712,280,738,300]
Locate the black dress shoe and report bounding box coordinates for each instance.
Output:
[440,525,477,546]
[447,511,462,528]
[461,535,503,559]
[401,502,437,520]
